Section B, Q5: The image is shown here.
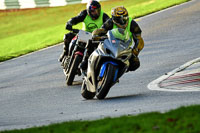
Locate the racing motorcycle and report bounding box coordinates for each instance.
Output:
[62,29,92,85]
[81,28,134,99]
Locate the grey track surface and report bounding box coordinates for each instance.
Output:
[0,0,200,131]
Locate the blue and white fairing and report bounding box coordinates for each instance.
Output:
[86,28,134,92]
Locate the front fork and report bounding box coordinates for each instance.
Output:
[98,61,119,82]
[66,44,84,74]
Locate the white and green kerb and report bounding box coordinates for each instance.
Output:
[0,0,101,10]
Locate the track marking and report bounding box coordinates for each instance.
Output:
[147,57,200,92]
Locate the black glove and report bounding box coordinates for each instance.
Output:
[72,29,79,33]
[65,23,72,30]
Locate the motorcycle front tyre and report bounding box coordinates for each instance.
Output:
[66,55,82,86]
[96,64,117,99]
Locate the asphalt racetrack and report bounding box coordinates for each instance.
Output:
[0,0,200,131]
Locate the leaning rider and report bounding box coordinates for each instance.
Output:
[58,0,110,64]
[80,6,144,72]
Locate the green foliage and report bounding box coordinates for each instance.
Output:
[1,105,200,133]
[0,0,190,62]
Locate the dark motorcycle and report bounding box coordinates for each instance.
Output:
[62,29,92,85]
[81,28,134,99]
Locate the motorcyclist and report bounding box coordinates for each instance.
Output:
[58,0,110,63]
[80,6,144,72]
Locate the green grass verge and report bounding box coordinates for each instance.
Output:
[1,105,200,133]
[0,0,190,62]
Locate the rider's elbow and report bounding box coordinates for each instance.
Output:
[137,35,144,51]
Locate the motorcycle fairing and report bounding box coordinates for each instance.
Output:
[85,28,134,93]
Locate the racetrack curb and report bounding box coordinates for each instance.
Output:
[148,57,200,91]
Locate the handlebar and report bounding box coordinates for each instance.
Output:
[72,29,79,33]
[68,29,79,34]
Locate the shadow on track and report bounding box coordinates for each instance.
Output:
[105,93,145,101]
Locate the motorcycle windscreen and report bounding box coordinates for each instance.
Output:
[103,28,132,58]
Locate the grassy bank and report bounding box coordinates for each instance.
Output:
[1,105,200,133]
[0,0,190,62]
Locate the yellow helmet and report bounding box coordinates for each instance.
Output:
[111,6,129,29]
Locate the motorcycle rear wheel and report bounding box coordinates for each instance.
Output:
[66,55,82,85]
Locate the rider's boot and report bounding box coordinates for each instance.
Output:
[80,39,96,75]
[79,49,90,76]
[58,39,70,62]
[80,52,89,71]
[80,58,88,71]
[127,56,140,72]
[59,50,67,62]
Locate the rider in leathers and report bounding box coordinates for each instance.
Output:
[59,0,110,63]
[80,6,144,72]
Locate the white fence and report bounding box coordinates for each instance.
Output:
[0,0,100,10]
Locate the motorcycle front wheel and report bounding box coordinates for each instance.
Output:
[66,55,82,86]
[96,64,117,99]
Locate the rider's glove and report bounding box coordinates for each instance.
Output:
[65,23,72,30]
[92,35,101,41]
[92,28,107,36]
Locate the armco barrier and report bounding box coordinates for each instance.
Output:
[0,0,100,10]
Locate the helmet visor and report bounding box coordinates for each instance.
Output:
[113,16,129,25]
[89,6,100,19]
